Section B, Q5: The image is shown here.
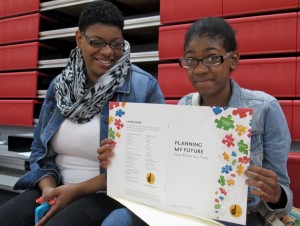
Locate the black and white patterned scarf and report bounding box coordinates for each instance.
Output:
[55,40,131,123]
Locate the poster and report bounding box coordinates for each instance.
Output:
[107,102,252,225]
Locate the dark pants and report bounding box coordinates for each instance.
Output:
[0,188,123,226]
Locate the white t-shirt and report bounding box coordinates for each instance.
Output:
[192,92,200,106]
[51,115,100,184]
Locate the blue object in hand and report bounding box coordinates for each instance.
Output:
[35,202,51,224]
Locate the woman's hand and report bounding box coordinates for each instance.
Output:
[35,184,82,226]
[244,165,282,204]
[97,138,115,168]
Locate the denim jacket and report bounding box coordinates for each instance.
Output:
[14,64,165,190]
[178,79,293,225]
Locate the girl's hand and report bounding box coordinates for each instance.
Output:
[97,138,115,168]
[35,184,82,226]
[244,165,282,204]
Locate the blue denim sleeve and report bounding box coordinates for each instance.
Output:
[14,82,61,190]
[146,80,165,104]
[262,99,293,217]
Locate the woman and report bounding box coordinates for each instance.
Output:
[0,1,164,226]
[178,16,293,226]
[99,17,293,226]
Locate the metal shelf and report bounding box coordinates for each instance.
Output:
[41,0,96,12]
[0,146,30,172]
[40,0,159,17]
[39,15,160,40]
[125,15,160,30]
[40,27,76,40]
[38,51,159,68]
[130,51,159,62]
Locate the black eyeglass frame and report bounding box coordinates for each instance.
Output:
[81,32,125,49]
[179,52,233,69]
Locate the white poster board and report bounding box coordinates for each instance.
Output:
[107,102,252,225]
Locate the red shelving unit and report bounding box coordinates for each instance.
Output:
[160,0,222,24]
[159,13,298,60]
[231,57,297,97]
[0,100,40,126]
[1,0,40,18]
[293,101,300,141]
[0,71,50,98]
[228,13,297,55]
[0,42,39,71]
[287,152,300,207]
[2,13,40,44]
[0,1,4,18]
[158,24,190,60]
[223,0,298,17]
[165,99,179,105]
[158,63,194,98]
[298,13,300,52]
[0,20,4,43]
[0,47,3,70]
[279,100,293,136]
[297,58,300,97]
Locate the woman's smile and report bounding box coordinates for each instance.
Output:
[94,57,114,68]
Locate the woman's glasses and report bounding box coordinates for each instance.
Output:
[81,32,125,49]
[179,52,232,68]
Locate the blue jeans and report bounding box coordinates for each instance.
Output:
[101,208,148,226]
